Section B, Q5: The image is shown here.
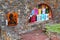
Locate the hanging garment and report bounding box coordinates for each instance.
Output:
[34,9,38,15]
[46,14,49,20]
[42,8,46,14]
[38,9,41,15]
[7,12,18,26]
[41,14,46,21]
[46,8,49,14]
[31,9,35,15]
[30,15,37,23]
[37,14,41,22]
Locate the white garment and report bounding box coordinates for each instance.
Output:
[46,14,49,20]
[30,15,33,17]
[42,8,46,14]
[28,15,32,19]
[37,15,41,22]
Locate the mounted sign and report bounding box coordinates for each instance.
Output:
[6,12,18,26]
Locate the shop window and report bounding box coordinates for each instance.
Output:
[29,3,52,23]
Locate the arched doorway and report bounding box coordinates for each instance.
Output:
[29,3,52,23]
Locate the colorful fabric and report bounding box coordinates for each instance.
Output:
[41,14,46,21]
[46,14,49,20]
[31,9,35,15]
[46,6,49,13]
[37,15,41,22]
[42,8,46,14]
[46,8,49,14]
[34,9,38,15]
[38,9,41,15]
[30,15,37,23]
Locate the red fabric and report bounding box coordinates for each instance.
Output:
[30,15,37,23]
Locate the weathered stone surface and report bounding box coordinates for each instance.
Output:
[0,0,60,40]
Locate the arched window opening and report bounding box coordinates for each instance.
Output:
[29,3,52,23]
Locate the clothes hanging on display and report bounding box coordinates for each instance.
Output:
[29,4,52,23]
[34,9,38,15]
[46,7,49,14]
[42,8,46,14]
[41,14,46,21]
[31,9,35,15]
[38,9,41,15]
[30,15,37,23]
[37,14,41,22]
[46,14,49,20]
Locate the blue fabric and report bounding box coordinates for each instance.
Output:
[41,14,46,21]
[46,14,49,20]
[31,10,34,15]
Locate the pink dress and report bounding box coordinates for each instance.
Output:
[34,9,38,15]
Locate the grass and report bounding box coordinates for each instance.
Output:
[46,24,60,33]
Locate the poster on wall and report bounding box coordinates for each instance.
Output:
[6,12,18,26]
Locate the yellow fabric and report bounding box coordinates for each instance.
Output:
[46,6,48,9]
[38,9,41,15]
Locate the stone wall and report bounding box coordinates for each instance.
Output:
[22,0,60,31]
[0,0,60,40]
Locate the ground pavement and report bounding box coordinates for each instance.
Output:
[21,30,60,40]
